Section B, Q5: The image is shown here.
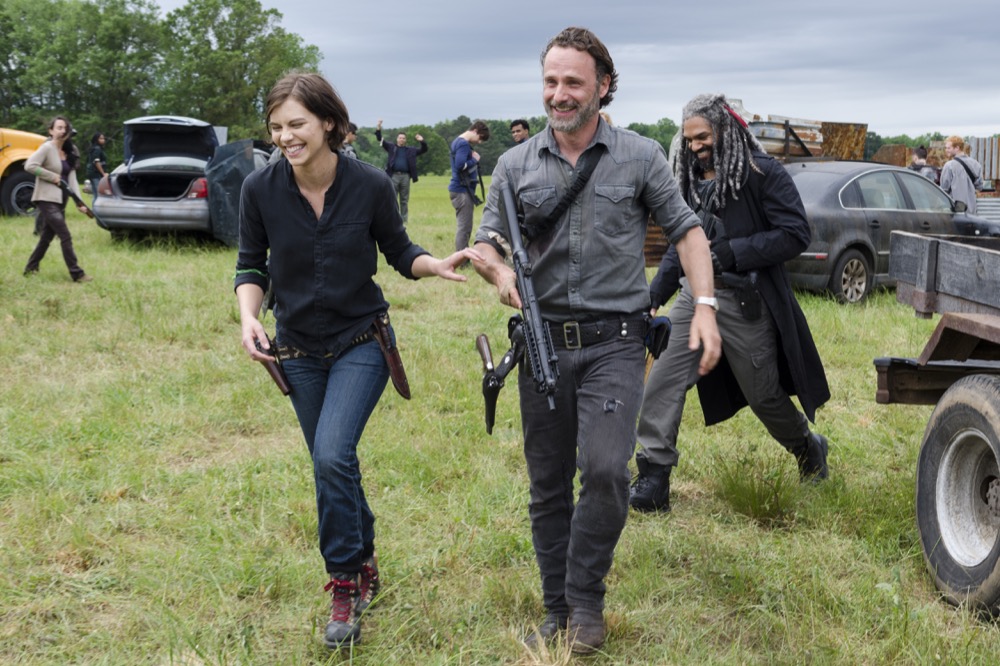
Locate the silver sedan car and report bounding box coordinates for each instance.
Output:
[94,116,269,244]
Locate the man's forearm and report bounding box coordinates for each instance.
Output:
[472,241,509,287]
[674,226,714,298]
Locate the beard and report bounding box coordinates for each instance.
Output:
[690,147,714,175]
[546,89,601,134]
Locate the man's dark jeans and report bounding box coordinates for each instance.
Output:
[518,334,645,616]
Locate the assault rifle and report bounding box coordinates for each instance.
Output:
[476,186,559,433]
[58,180,105,226]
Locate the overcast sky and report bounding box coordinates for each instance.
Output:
[156,0,999,138]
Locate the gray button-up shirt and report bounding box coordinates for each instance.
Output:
[476,120,700,322]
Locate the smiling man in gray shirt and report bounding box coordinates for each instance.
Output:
[471,25,721,655]
[940,135,984,214]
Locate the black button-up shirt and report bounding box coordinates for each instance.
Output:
[235,153,428,357]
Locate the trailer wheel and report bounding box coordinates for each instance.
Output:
[916,374,1000,612]
[830,249,871,304]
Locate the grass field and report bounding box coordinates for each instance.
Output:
[2,175,998,665]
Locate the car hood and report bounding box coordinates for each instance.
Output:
[123,116,219,162]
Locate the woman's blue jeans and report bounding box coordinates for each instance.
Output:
[281,339,389,574]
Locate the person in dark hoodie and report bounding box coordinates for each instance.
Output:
[630,92,831,513]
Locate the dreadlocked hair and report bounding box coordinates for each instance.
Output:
[677,93,764,212]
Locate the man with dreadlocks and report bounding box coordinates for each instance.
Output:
[629,93,831,514]
[472,29,721,653]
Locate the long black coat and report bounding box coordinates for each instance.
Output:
[649,151,831,425]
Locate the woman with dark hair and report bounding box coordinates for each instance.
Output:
[234,71,480,649]
[86,132,108,203]
[23,116,93,282]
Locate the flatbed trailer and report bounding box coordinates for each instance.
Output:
[876,231,1000,611]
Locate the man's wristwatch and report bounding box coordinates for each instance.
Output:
[694,296,719,312]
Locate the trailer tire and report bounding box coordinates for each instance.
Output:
[830,249,871,304]
[917,374,1000,612]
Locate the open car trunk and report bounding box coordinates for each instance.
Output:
[115,170,201,199]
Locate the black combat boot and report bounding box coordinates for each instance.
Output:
[793,432,829,482]
[629,458,672,512]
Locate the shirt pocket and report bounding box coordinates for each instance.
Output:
[594,185,636,236]
[519,186,558,230]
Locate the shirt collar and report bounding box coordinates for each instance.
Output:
[538,117,612,159]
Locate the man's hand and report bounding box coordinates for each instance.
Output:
[498,272,521,309]
[689,305,721,375]
[415,133,424,142]
[376,119,383,129]
[710,237,735,272]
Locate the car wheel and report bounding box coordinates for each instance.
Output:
[830,249,871,304]
[917,374,1000,613]
[1,170,36,216]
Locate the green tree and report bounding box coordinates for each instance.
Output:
[626,117,679,155]
[153,0,320,141]
[0,0,163,161]
[864,131,883,160]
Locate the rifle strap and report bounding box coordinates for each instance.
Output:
[521,144,605,240]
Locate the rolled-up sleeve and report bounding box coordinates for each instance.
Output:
[644,145,700,243]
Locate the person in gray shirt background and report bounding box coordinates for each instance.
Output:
[940,135,983,214]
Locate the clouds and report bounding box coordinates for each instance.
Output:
[157,0,1000,137]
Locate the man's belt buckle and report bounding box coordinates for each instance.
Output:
[562,321,582,350]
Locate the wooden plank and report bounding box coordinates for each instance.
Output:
[919,313,1000,363]
[891,232,1000,315]
[874,357,1000,405]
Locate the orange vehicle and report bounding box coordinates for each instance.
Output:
[0,127,47,215]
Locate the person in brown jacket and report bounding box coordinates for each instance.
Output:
[23,115,93,282]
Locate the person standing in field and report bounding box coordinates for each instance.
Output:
[471,26,721,654]
[235,71,480,650]
[940,135,983,214]
[23,115,93,283]
[629,93,831,514]
[449,120,490,256]
[375,119,428,225]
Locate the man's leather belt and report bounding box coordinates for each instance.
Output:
[714,276,730,290]
[546,315,647,350]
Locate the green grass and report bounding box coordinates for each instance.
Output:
[2,175,998,664]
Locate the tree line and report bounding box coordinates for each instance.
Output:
[1,0,319,166]
[1,0,949,179]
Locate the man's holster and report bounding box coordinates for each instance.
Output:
[721,270,762,321]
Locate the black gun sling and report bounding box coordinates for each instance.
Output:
[520,145,605,240]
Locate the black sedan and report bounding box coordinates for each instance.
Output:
[783,161,998,303]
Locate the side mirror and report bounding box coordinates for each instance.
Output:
[954,200,968,213]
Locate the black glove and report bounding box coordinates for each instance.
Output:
[710,238,735,272]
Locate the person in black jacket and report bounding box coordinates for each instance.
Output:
[374,119,428,224]
[629,93,832,513]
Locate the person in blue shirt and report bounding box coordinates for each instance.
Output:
[448,120,490,257]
